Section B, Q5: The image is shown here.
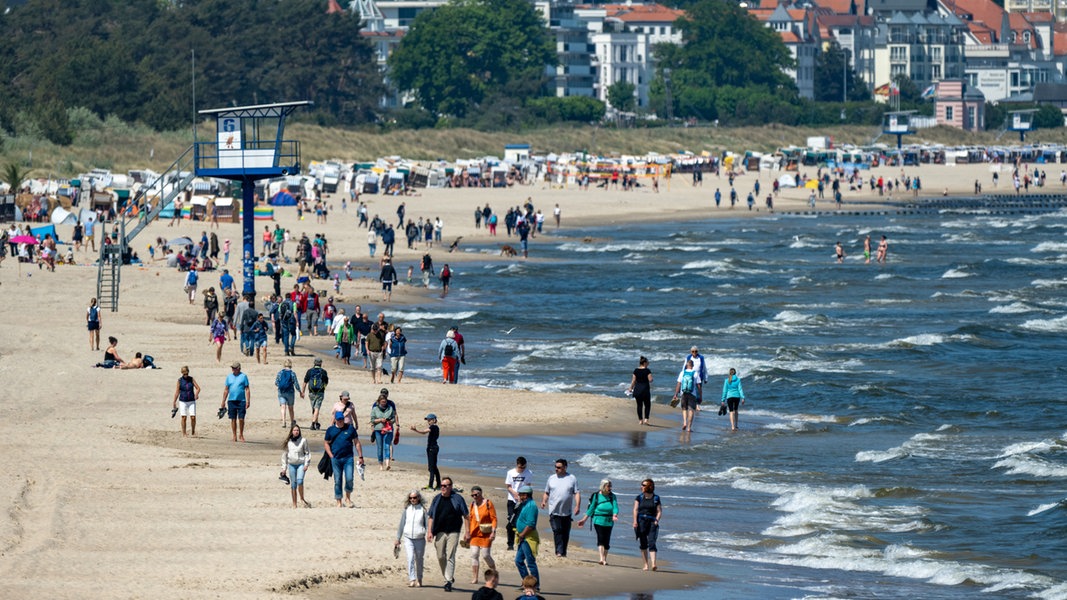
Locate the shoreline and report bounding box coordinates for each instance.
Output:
[0,160,1051,599]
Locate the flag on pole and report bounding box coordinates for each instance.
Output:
[920,85,936,99]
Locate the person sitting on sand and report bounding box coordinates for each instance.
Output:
[119,353,148,369]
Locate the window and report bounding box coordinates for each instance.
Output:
[946,106,954,121]
[933,65,942,79]
[967,106,976,129]
[1024,31,1032,43]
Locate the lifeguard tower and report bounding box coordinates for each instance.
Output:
[1007,109,1037,142]
[883,110,916,150]
[194,101,311,300]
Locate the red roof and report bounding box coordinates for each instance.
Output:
[943,0,1004,33]
[812,0,853,15]
[603,4,685,23]
[1055,25,1067,56]
[1008,12,1039,48]
[780,31,801,43]
[967,22,997,44]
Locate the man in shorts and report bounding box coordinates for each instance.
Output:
[365,323,385,384]
[302,357,329,430]
[673,358,701,432]
[221,361,251,442]
[275,358,300,427]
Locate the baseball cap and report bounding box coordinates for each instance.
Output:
[518,485,533,494]
[425,413,437,420]
[230,361,241,369]
[314,358,323,365]
[334,411,345,420]
[379,388,389,396]
[340,391,350,399]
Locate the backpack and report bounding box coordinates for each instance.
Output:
[142,355,155,369]
[276,369,296,392]
[440,265,450,279]
[307,367,326,393]
[187,271,198,285]
[88,305,99,322]
[681,370,695,394]
[279,301,295,325]
[443,340,455,357]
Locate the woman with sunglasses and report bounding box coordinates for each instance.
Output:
[395,489,428,587]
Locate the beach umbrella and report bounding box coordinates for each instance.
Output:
[168,237,194,248]
[9,235,38,245]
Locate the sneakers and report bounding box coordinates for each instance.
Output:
[443,581,453,592]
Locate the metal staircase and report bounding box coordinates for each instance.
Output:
[96,145,197,311]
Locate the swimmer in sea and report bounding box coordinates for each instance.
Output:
[864,235,871,264]
[835,241,845,264]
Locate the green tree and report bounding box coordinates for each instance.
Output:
[649,0,796,123]
[606,81,637,113]
[2,162,33,193]
[388,0,556,118]
[1033,103,1064,129]
[814,42,869,102]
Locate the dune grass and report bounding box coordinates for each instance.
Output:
[3,120,1066,179]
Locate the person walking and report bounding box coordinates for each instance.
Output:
[275,358,300,427]
[438,330,460,384]
[721,367,746,431]
[380,257,398,302]
[323,410,365,508]
[628,356,653,425]
[281,424,311,508]
[426,476,468,593]
[395,489,429,588]
[504,457,534,551]
[672,358,700,432]
[633,479,663,571]
[87,297,101,351]
[465,485,498,585]
[541,458,580,557]
[302,357,329,430]
[210,314,227,363]
[335,314,356,366]
[371,393,397,470]
[513,485,540,588]
[388,326,407,383]
[172,366,201,437]
[410,413,442,491]
[576,479,619,565]
[221,361,251,443]
[366,323,386,384]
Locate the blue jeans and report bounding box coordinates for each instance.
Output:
[374,430,393,463]
[331,456,354,499]
[281,327,296,354]
[515,539,539,582]
[287,463,306,489]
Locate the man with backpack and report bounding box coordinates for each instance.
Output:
[420,253,434,287]
[239,297,259,357]
[672,358,701,432]
[302,357,329,430]
[184,269,198,304]
[279,298,298,356]
[275,358,301,427]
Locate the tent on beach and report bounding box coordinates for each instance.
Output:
[777,174,798,188]
[270,190,297,206]
[50,206,77,226]
[30,223,63,244]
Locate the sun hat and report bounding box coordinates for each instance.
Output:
[230,361,241,369]
[518,485,533,494]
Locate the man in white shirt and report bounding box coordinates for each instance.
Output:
[504,456,535,551]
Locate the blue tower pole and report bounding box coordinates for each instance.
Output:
[241,176,256,300]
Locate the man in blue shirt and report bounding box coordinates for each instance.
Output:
[220,361,251,442]
[219,269,235,294]
[324,411,364,508]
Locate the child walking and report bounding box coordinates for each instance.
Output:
[410,413,441,491]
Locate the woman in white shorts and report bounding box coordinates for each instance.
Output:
[172,366,201,437]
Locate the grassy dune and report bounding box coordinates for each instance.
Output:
[4,121,1067,179]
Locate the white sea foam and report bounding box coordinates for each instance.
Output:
[989,302,1035,314]
[992,455,1067,478]
[1021,314,1067,332]
[855,431,949,463]
[1032,241,1067,253]
[1032,278,1067,288]
[941,268,972,279]
[874,273,894,280]
[1027,501,1063,517]
[888,333,944,347]
[386,310,478,322]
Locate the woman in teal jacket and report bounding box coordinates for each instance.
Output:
[721,368,745,431]
[577,478,619,565]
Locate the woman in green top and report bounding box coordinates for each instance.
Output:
[576,478,619,565]
[370,394,397,470]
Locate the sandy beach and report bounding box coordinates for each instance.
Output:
[0,159,1045,599]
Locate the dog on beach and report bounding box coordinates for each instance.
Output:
[500,245,518,257]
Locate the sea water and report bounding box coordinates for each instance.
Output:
[386,206,1067,599]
